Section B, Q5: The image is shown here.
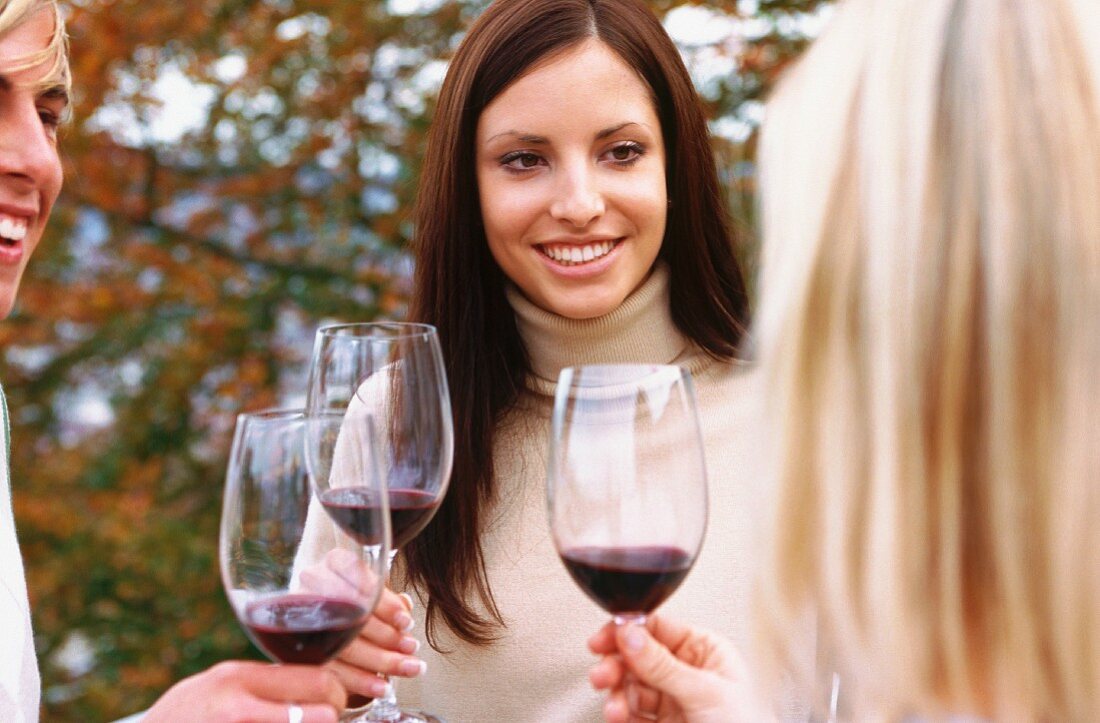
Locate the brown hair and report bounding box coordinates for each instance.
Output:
[406,0,750,647]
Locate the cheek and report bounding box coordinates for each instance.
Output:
[479,179,539,248]
[42,156,63,213]
[619,177,667,238]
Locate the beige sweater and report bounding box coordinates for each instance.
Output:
[393,267,805,721]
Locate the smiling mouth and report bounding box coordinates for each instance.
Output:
[0,216,28,246]
[538,239,620,266]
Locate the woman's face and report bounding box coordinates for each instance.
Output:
[0,8,66,318]
[476,39,667,320]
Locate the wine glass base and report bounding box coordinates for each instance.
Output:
[341,709,445,723]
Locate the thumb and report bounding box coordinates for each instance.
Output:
[615,623,700,702]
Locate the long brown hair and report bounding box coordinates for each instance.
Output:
[407,0,750,647]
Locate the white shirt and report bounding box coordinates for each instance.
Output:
[0,383,41,722]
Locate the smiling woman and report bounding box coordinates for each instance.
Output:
[300,0,815,720]
[475,38,668,320]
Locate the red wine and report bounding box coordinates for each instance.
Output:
[560,546,693,614]
[388,488,439,548]
[244,594,367,664]
[320,487,386,546]
[319,487,440,549]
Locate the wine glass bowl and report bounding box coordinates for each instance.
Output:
[548,364,708,624]
[306,323,453,547]
[305,322,453,723]
[220,409,387,666]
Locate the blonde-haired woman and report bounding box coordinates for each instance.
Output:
[1,2,348,720]
[588,0,1100,719]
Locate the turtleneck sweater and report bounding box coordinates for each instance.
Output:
[393,266,807,721]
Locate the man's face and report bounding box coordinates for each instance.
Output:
[0,8,67,318]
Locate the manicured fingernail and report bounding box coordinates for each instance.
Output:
[368,678,390,697]
[624,625,645,652]
[398,659,427,677]
[394,612,414,632]
[398,636,420,655]
[399,592,414,610]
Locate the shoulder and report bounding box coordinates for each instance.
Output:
[688,355,764,411]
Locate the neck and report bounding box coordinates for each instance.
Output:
[507,264,689,387]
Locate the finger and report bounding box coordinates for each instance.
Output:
[242,700,340,723]
[325,659,390,699]
[643,614,696,654]
[358,612,417,652]
[336,632,423,676]
[374,588,415,631]
[588,655,626,690]
[603,689,631,723]
[299,567,362,601]
[300,703,341,723]
[587,621,619,654]
[626,678,661,719]
[614,624,700,702]
[209,662,346,709]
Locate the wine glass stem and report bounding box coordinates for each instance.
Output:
[362,549,404,720]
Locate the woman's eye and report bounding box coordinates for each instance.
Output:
[603,142,644,165]
[501,152,544,170]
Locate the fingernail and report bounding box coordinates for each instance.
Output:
[398,659,427,677]
[394,612,414,632]
[624,625,645,652]
[398,636,420,655]
[367,678,390,698]
[399,592,414,611]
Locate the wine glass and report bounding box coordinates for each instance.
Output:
[305,322,453,723]
[548,364,707,625]
[220,408,389,671]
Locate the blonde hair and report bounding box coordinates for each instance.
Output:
[756,0,1100,718]
[0,0,70,96]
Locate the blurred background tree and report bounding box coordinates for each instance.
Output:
[3,0,829,719]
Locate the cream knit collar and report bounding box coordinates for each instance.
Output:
[505,264,710,396]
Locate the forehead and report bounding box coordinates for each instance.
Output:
[477,39,660,137]
[0,8,59,86]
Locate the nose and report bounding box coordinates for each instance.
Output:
[549,160,605,228]
[0,97,58,189]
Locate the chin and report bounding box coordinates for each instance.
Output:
[546,295,625,321]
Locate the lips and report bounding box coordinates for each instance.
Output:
[537,239,620,266]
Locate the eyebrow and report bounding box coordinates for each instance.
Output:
[40,85,70,107]
[0,74,70,107]
[485,122,645,145]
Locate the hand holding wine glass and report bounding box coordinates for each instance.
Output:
[548,365,707,625]
[586,614,771,723]
[305,322,453,723]
[220,409,388,670]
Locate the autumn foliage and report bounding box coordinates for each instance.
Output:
[2,1,827,719]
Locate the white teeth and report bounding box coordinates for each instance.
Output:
[541,240,618,266]
[0,216,28,242]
